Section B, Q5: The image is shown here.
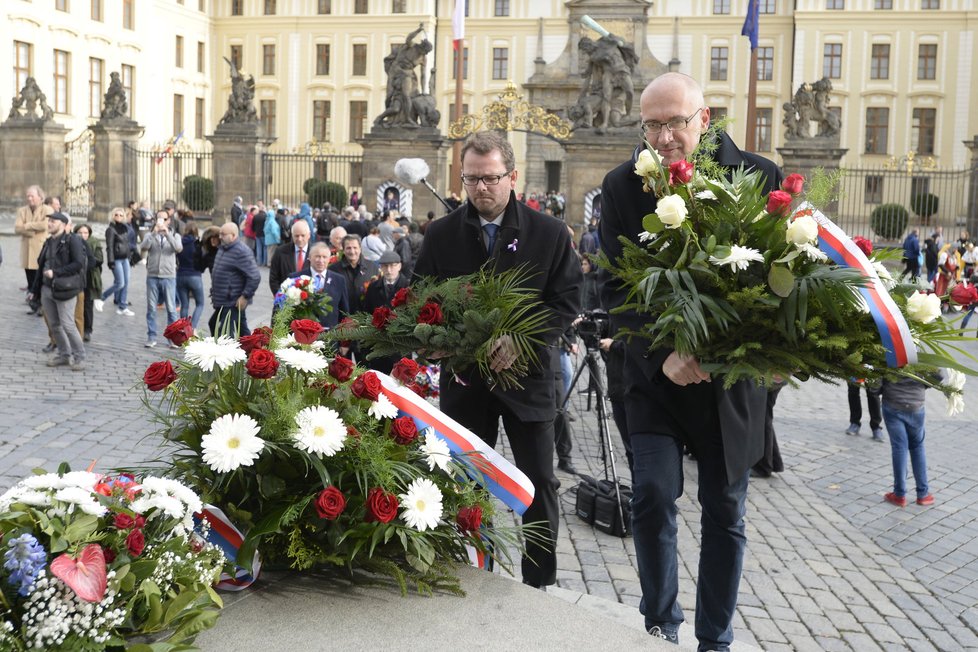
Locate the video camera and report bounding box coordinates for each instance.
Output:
[575,309,609,349]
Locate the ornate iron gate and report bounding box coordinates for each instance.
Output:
[64,129,95,218]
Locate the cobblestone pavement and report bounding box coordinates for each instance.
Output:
[2,220,977,650]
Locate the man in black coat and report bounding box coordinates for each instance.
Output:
[362,250,410,374]
[414,131,582,589]
[269,219,312,295]
[328,234,378,315]
[599,73,784,650]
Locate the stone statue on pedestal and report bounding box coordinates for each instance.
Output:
[783,77,841,141]
[569,34,639,131]
[6,77,55,122]
[374,23,439,129]
[219,57,258,125]
[99,72,129,121]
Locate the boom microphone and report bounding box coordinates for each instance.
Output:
[393,158,452,212]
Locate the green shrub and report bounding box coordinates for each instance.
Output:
[910,192,939,220]
[870,203,910,240]
[182,175,215,212]
[302,177,321,195]
[307,180,348,209]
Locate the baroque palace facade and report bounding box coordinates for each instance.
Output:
[1,0,976,197]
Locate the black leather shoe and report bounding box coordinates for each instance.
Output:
[557,460,578,475]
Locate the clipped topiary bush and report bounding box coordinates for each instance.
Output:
[910,192,939,221]
[307,180,348,209]
[302,177,322,195]
[182,175,215,212]
[870,203,910,240]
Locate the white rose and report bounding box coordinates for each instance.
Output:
[656,194,688,229]
[286,286,302,302]
[905,291,941,324]
[785,215,818,245]
[634,149,658,179]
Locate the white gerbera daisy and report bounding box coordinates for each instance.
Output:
[399,478,444,532]
[293,406,347,457]
[185,336,247,371]
[419,430,452,473]
[368,393,399,420]
[201,414,265,473]
[708,245,764,272]
[796,243,828,262]
[694,189,717,201]
[275,347,328,373]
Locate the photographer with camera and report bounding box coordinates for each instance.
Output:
[139,210,183,348]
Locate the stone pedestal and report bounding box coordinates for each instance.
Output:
[563,130,637,227]
[359,129,449,219]
[92,119,143,221]
[207,123,275,224]
[777,141,848,214]
[0,119,69,211]
[964,135,978,235]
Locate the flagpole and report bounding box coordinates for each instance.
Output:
[745,46,758,152]
[451,39,463,199]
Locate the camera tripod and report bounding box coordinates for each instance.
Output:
[560,337,627,532]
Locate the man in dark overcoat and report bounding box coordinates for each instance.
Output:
[413,131,582,589]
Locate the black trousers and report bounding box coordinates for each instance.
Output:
[441,388,559,587]
[208,306,250,337]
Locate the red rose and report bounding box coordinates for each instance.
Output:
[407,382,428,397]
[329,355,355,382]
[391,287,412,308]
[346,425,360,439]
[314,486,346,520]
[456,505,483,532]
[417,302,444,326]
[371,306,394,329]
[390,416,419,445]
[351,371,382,401]
[239,329,271,354]
[852,235,873,257]
[300,291,309,300]
[163,318,194,346]
[364,487,399,523]
[668,159,694,185]
[113,513,134,530]
[765,190,793,216]
[102,546,116,563]
[133,515,146,529]
[391,358,420,384]
[125,528,145,557]
[780,173,805,195]
[143,360,177,391]
[291,319,324,344]
[246,348,279,379]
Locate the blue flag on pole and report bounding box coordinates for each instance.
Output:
[741,0,759,51]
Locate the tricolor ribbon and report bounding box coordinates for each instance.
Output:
[375,372,536,516]
[194,505,262,591]
[802,201,917,368]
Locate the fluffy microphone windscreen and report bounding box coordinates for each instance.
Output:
[393,158,430,185]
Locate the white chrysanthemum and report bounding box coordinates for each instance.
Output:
[140,477,203,518]
[0,487,50,512]
[633,148,658,178]
[201,414,265,473]
[786,215,819,245]
[656,194,688,229]
[420,430,452,473]
[59,471,104,489]
[54,486,107,516]
[946,391,964,416]
[945,368,966,391]
[796,243,828,262]
[293,406,347,457]
[185,336,247,371]
[274,347,328,373]
[906,292,941,324]
[368,393,399,420]
[872,261,896,290]
[399,478,444,532]
[709,245,764,272]
[694,189,717,201]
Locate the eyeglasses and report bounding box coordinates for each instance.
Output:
[460,172,511,187]
[641,108,704,136]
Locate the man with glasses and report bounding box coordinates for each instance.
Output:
[598,73,783,651]
[414,130,582,590]
[140,210,183,348]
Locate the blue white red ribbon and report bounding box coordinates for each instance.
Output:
[376,372,536,515]
[195,505,262,591]
[802,202,917,368]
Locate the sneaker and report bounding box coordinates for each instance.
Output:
[845,423,860,436]
[144,340,157,348]
[647,625,679,644]
[94,299,104,312]
[871,428,885,442]
[883,492,907,507]
[118,308,135,316]
[42,343,57,353]
[70,359,85,371]
[46,356,70,368]
[916,494,935,506]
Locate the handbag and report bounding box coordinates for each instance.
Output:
[50,272,85,301]
[129,250,142,267]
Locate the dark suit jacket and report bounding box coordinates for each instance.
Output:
[598,132,784,481]
[414,192,582,422]
[329,258,379,315]
[269,243,311,294]
[289,269,349,329]
[363,274,410,314]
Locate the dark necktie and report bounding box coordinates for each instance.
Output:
[483,223,499,254]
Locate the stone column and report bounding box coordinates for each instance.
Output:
[777,142,848,214]
[0,119,69,211]
[964,135,978,235]
[91,120,143,220]
[563,131,636,228]
[359,128,449,218]
[207,123,275,224]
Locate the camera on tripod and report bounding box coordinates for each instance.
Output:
[575,309,609,350]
